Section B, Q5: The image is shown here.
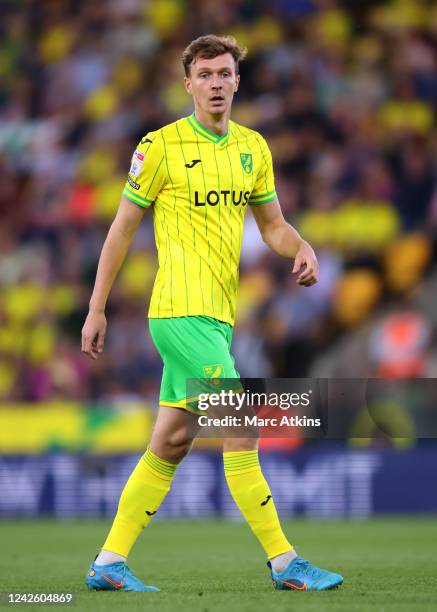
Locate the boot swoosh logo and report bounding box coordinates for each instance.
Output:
[278,578,307,590]
[102,574,123,589]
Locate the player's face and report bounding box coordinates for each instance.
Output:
[184,53,240,116]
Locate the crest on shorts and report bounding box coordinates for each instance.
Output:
[203,364,224,381]
[240,153,253,174]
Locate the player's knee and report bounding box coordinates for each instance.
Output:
[165,439,192,463]
[223,437,259,453]
[153,430,193,463]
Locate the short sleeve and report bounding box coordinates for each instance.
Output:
[122,133,167,208]
[248,135,277,206]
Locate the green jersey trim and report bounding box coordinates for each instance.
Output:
[187,114,230,147]
[248,190,277,205]
[123,187,154,208]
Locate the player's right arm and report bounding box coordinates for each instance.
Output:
[81,196,145,360]
[82,133,166,360]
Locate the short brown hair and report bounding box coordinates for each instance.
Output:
[182,35,247,76]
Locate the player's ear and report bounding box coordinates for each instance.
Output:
[234,74,240,92]
[184,76,192,96]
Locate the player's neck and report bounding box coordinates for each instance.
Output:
[193,108,229,136]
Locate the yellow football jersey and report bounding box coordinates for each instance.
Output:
[122,113,277,325]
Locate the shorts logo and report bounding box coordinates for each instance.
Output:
[240,153,253,174]
[203,364,224,382]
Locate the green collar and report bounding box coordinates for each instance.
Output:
[187,113,230,146]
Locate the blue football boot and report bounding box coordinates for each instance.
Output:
[269,556,343,591]
[86,560,160,592]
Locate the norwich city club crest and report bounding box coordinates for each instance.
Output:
[240,153,253,174]
[203,364,224,386]
[203,364,224,378]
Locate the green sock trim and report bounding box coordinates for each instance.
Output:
[142,448,177,478]
[223,450,260,473]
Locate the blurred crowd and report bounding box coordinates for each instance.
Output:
[0,0,436,404]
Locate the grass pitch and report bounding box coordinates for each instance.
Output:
[0,518,436,611]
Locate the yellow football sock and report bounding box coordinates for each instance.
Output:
[224,450,292,559]
[103,448,177,557]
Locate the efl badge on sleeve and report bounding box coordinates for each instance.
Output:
[130,149,144,177]
[240,153,253,174]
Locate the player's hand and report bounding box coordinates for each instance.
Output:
[292,241,319,287]
[81,310,107,360]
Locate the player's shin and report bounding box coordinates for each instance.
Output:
[101,448,178,558]
[223,450,293,560]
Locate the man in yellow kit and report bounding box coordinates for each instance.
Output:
[82,34,343,593]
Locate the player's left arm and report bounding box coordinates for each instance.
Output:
[251,199,319,287]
